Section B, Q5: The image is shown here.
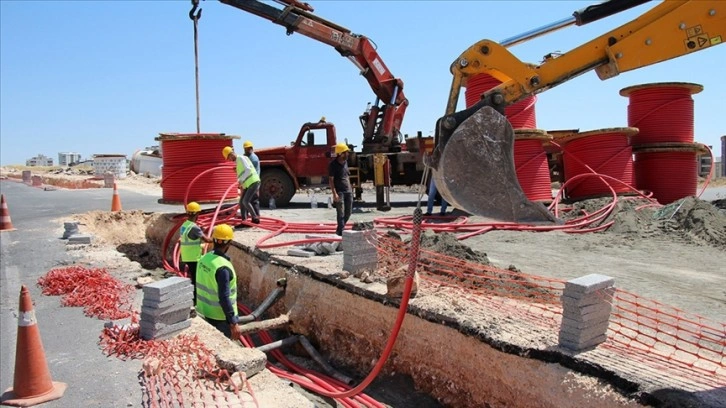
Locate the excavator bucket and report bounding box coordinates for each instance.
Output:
[431,106,559,224]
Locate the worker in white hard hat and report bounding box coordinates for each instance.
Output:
[196,224,242,340]
[242,141,261,219]
[328,143,352,236]
[179,202,212,306]
[222,146,261,225]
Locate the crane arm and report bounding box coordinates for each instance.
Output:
[219,0,408,150]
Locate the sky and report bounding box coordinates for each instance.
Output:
[1,0,724,166]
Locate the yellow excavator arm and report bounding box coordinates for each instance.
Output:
[432,0,724,223]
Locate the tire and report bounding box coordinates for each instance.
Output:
[260,168,295,207]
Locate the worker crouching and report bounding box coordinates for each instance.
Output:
[195,224,242,340]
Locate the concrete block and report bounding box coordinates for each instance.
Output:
[564,274,615,296]
[561,292,613,308]
[287,248,315,257]
[559,333,607,351]
[141,304,192,325]
[343,252,377,266]
[140,318,192,340]
[141,298,193,317]
[562,303,613,323]
[560,315,610,331]
[142,284,193,304]
[67,235,92,244]
[142,277,191,297]
[216,347,267,379]
[141,291,193,310]
[343,244,377,256]
[560,320,610,341]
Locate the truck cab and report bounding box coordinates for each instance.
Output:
[254,120,338,207]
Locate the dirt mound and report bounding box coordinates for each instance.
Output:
[562,196,726,249]
[418,230,491,265]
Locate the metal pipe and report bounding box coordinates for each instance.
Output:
[256,335,300,353]
[238,278,287,324]
[299,335,354,385]
[500,16,576,47]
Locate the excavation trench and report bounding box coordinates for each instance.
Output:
[135,213,644,408]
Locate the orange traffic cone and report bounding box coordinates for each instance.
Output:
[0,194,16,232]
[0,286,66,406]
[111,182,122,212]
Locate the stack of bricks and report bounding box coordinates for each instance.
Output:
[140,277,194,340]
[342,230,378,276]
[558,274,615,351]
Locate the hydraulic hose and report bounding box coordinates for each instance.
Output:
[238,279,287,324]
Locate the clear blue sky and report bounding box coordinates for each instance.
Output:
[1,0,724,166]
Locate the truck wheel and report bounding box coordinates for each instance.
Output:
[260,169,295,207]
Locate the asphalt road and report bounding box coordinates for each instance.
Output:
[0,181,173,407]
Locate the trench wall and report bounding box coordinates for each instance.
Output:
[148,215,639,407]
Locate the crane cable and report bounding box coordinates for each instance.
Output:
[190,0,202,133]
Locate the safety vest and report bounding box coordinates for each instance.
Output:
[236,155,261,189]
[196,252,238,321]
[179,220,203,262]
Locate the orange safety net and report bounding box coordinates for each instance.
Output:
[375,234,726,388]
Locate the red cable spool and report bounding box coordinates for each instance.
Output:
[464,73,537,129]
[557,128,638,201]
[620,82,703,146]
[513,129,553,201]
[633,143,706,205]
[156,133,241,204]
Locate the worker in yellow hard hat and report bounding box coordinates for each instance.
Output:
[328,143,352,236]
[179,202,212,306]
[242,141,261,219]
[195,224,241,340]
[223,146,261,224]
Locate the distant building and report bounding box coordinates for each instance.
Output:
[58,152,82,166]
[26,154,53,167]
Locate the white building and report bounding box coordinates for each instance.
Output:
[58,152,82,166]
[26,154,53,167]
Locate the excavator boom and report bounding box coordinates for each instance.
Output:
[432,0,724,223]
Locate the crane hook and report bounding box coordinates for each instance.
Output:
[189,0,202,21]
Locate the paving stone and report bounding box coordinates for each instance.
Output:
[67,235,92,244]
[561,315,610,331]
[560,320,610,341]
[562,304,613,323]
[287,248,316,257]
[559,333,607,351]
[564,274,615,295]
[142,277,192,297]
[141,305,191,326]
[140,318,192,340]
[561,292,613,308]
[142,285,193,305]
[343,253,377,266]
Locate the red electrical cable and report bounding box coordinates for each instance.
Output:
[560,131,634,200]
[159,136,239,203]
[514,138,552,201]
[464,73,537,129]
[634,150,698,205]
[623,84,700,145]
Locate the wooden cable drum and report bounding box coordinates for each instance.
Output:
[513,129,553,201]
[556,127,638,201]
[633,142,708,205]
[464,73,537,129]
[620,82,702,146]
[156,133,241,205]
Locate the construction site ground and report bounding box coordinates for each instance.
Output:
[1,167,725,407]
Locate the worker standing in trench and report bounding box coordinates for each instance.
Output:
[179,201,212,306]
[329,143,353,236]
[195,224,242,340]
[223,146,261,224]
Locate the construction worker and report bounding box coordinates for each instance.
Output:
[328,143,352,236]
[195,224,242,340]
[222,146,261,224]
[179,202,212,306]
[242,141,261,219]
[425,179,448,216]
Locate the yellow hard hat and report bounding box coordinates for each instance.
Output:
[334,143,350,155]
[222,146,234,159]
[186,201,201,213]
[212,224,234,242]
[243,141,253,149]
